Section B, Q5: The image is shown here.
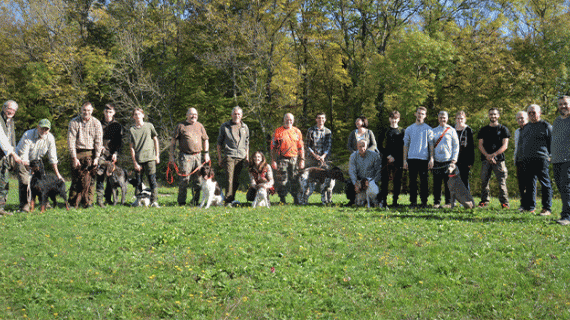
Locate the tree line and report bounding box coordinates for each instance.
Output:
[1,0,569,176]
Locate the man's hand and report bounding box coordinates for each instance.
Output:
[428,158,434,170]
[298,159,305,170]
[134,162,142,172]
[387,155,395,163]
[56,173,65,181]
[403,160,408,170]
[204,153,210,163]
[271,160,277,170]
[111,154,117,163]
[72,157,80,169]
[155,155,160,165]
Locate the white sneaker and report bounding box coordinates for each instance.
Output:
[150,202,160,208]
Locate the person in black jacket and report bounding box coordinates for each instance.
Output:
[454,111,474,190]
[96,104,124,207]
[379,111,405,207]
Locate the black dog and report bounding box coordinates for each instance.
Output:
[29,159,69,213]
[98,161,129,205]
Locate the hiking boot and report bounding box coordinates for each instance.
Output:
[540,209,551,216]
[478,202,489,208]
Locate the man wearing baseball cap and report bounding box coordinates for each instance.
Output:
[16,118,63,212]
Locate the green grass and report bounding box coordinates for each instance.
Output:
[1,179,569,319]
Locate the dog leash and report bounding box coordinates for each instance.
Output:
[166,160,211,184]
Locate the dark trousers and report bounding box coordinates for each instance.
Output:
[379,162,403,204]
[223,156,247,202]
[134,161,158,203]
[408,159,429,205]
[520,158,552,211]
[516,161,536,210]
[554,162,570,220]
[457,164,471,191]
[433,161,451,205]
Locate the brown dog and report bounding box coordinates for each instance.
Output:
[70,157,98,208]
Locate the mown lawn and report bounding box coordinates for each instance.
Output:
[1,181,569,319]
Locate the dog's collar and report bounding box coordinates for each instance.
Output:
[448,174,457,178]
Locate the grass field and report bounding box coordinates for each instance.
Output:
[1,180,569,319]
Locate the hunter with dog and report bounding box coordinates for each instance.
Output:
[0,100,23,216]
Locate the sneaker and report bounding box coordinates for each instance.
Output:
[557,219,570,226]
[21,204,31,213]
[150,202,161,208]
[529,209,536,214]
[502,203,510,209]
[478,202,489,208]
[540,209,551,216]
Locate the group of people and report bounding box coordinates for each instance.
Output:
[1,98,570,226]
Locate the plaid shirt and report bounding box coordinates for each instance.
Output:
[67,115,103,159]
[306,125,332,157]
[16,128,58,164]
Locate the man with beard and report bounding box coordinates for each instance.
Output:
[551,96,570,224]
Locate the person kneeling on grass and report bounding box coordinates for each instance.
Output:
[345,140,382,206]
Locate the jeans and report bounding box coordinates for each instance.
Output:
[407,159,429,205]
[520,158,552,211]
[516,161,536,210]
[379,161,403,205]
[480,160,509,205]
[554,161,570,220]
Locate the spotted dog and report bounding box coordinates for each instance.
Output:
[298,166,345,205]
[197,165,224,209]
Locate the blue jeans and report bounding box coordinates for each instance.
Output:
[520,158,552,211]
[554,162,570,220]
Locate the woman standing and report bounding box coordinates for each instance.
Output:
[454,111,475,190]
[347,116,378,153]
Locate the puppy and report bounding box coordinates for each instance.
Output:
[197,165,224,208]
[98,161,128,205]
[354,178,379,208]
[298,166,345,205]
[447,163,474,208]
[252,188,270,208]
[29,160,70,213]
[128,179,151,207]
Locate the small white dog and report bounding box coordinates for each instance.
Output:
[130,181,151,207]
[252,188,270,208]
[198,166,224,209]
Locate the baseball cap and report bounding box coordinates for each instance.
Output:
[38,119,51,129]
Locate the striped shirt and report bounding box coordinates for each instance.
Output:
[67,115,103,159]
[16,128,58,164]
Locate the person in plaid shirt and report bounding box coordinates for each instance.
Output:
[271,113,304,204]
[67,102,103,208]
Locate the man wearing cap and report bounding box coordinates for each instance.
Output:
[0,100,23,216]
[16,119,63,212]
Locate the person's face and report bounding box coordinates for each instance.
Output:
[316,115,326,128]
[415,109,426,122]
[438,113,448,126]
[283,114,294,129]
[455,114,466,127]
[559,98,570,117]
[516,113,528,128]
[232,109,243,124]
[38,126,50,137]
[488,110,499,123]
[104,108,115,122]
[81,105,93,121]
[357,142,367,156]
[527,106,540,123]
[187,109,198,124]
[253,153,263,165]
[133,110,144,122]
[389,116,400,127]
[355,119,363,128]
[3,105,17,119]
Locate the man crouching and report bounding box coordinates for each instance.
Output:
[346,140,382,207]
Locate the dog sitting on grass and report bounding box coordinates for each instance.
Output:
[98,160,128,205]
[447,163,474,209]
[354,178,379,208]
[29,159,69,213]
[197,165,224,209]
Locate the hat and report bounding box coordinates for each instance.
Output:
[38,119,51,129]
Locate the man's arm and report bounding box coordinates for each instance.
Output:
[52,163,63,181]
[153,136,160,164]
[130,142,141,172]
[403,146,409,170]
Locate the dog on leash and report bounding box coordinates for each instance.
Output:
[128,178,151,207]
[447,163,474,208]
[298,166,345,204]
[70,157,98,208]
[252,187,270,208]
[29,159,69,213]
[197,165,224,209]
[354,178,379,208]
[98,161,129,205]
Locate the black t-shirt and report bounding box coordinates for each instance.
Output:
[477,124,511,162]
[381,127,405,165]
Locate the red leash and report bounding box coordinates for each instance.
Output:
[166,160,211,184]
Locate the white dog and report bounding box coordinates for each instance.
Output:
[130,181,151,207]
[198,166,224,209]
[252,188,270,208]
[355,178,380,208]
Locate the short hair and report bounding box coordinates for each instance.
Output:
[132,107,144,116]
[232,106,242,114]
[438,111,448,117]
[3,100,18,111]
[357,139,368,147]
[356,116,368,128]
[455,111,466,118]
[516,111,528,118]
[283,113,294,121]
[82,102,93,109]
[316,112,326,118]
[558,95,570,100]
[488,107,499,114]
[389,111,400,119]
[104,104,115,111]
[527,104,541,113]
[416,107,427,113]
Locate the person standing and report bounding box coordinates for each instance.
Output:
[271,113,304,204]
[379,111,405,207]
[403,107,434,208]
[68,102,103,208]
[217,106,249,205]
[477,108,510,209]
[552,96,570,225]
[454,111,474,190]
[517,104,552,215]
[346,140,382,206]
[514,111,534,212]
[0,100,22,216]
[347,116,378,153]
[170,108,210,206]
[96,104,124,207]
[16,119,63,212]
[129,108,160,208]
[305,112,333,203]
[431,111,459,208]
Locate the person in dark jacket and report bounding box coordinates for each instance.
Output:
[379,111,405,207]
[454,111,474,190]
[96,104,124,207]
